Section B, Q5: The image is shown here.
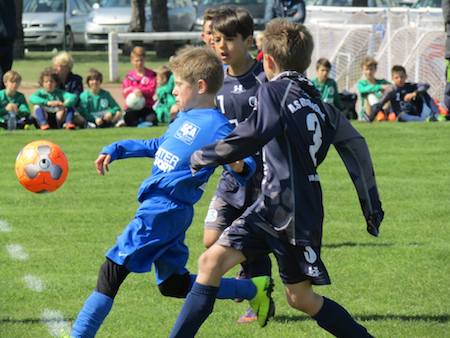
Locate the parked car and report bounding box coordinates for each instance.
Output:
[194,0,267,31]
[85,0,196,46]
[23,0,91,49]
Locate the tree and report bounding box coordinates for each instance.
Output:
[129,0,146,33]
[151,0,174,58]
[14,0,24,59]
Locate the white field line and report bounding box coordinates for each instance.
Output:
[23,274,45,292]
[6,243,28,261]
[0,219,12,232]
[41,309,71,337]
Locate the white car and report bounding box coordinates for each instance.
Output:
[23,0,91,49]
[85,0,196,46]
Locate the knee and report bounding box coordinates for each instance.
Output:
[197,250,219,275]
[286,289,322,315]
[158,273,191,298]
[203,235,216,249]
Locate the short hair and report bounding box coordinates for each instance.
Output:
[86,68,103,85]
[212,7,254,39]
[52,51,74,70]
[39,67,59,87]
[391,65,406,75]
[263,19,314,74]
[316,58,331,70]
[3,70,22,84]
[203,8,217,25]
[156,65,172,79]
[361,56,377,69]
[169,46,223,94]
[131,46,146,58]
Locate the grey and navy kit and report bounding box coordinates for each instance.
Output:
[192,72,384,285]
[206,61,266,231]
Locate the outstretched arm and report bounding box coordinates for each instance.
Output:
[329,104,384,236]
[100,137,163,162]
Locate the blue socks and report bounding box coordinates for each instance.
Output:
[71,291,113,338]
[313,297,373,337]
[188,274,256,300]
[169,282,218,338]
[34,107,47,126]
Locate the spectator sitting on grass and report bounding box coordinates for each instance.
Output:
[312,57,343,112]
[153,65,176,124]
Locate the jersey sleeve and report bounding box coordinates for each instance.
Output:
[101,137,163,162]
[29,90,48,105]
[328,105,384,222]
[191,84,282,170]
[106,91,121,115]
[18,93,30,116]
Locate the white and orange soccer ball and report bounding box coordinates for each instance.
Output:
[15,140,69,193]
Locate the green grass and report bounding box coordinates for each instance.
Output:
[0,123,449,337]
[13,51,169,86]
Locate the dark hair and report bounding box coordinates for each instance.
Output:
[39,67,59,87]
[203,8,217,24]
[316,58,331,70]
[391,65,406,75]
[86,68,103,86]
[211,7,254,39]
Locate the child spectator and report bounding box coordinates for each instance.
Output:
[75,68,122,128]
[0,70,33,130]
[370,65,441,122]
[255,32,264,61]
[201,8,217,48]
[29,68,76,130]
[153,65,176,124]
[53,52,83,128]
[312,58,343,111]
[169,19,383,338]
[356,56,390,121]
[122,46,157,127]
[70,46,266,338]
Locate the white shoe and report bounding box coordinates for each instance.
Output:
[115,119,126,127]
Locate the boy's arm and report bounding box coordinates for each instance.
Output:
[191,85,282,172]
[415,82,430,93]
[106,91,121,115]
[327,104,384,236]
[29,90,48,105]
[100,138,163,162]
[18,93,30,116]
[62,91,77,108]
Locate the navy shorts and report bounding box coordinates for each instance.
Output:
[216,211,331,285]
[106,194,193,284]
[203,195,244,231]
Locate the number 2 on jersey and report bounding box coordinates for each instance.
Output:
[306,113,322,167]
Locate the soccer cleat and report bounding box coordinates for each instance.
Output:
[375,111,386,121]
[40,124,50,130]
[249,276,275,327]
[387,112,397,122]
[64,122,76,130]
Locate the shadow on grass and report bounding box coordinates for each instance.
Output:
[273,314,450,323]
[323,242,395,249]
[0,317,74,324]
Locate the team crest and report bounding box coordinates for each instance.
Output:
[100,98,109,109]
[175,122,200,145]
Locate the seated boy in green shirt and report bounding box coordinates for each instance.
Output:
[311,58,343,111]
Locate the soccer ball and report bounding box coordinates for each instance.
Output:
[15,140,69,193]
[126,92,146,110]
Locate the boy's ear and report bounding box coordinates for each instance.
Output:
[197,79,208,94]
[264,54,277,73]
[245,35,253,49]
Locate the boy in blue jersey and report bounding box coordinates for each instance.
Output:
[169,20,384,337]
[205,7,272,323]
[70,46,273,338]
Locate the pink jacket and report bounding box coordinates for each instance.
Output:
[122,68,157,109]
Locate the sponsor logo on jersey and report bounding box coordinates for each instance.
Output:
[287,97,325,120]
[154,147,180,172]
[175,121,201,145]
[100,98,109,109]
[231,84,245,94]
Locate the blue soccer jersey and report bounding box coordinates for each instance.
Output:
[215,60,266,209]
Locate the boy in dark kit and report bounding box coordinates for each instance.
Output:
[169,19,384,338]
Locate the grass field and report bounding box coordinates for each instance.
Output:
[1,123,449,337]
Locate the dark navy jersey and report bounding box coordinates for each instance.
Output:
[192,71,383,246]
[215,60,266,209]
[379,82,430,116]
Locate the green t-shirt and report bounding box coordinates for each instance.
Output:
[29,88,77,109]
[78,89,120,122]
[0,89,30,122]
[311,77,343,110]
[356,78,391,114]
[154,78,176,123]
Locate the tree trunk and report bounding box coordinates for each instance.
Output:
[14,0,24,59]
[352,0,368,7]
[129,0,146,32]
[151,0,174,58]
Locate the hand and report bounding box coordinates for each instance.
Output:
[403,92,416,102]
[134,89,143,97]
[228,160,244,173]
[5,103,18,112]
[95,154,111,176]
[366,210,384,237]
[381,84,391,92]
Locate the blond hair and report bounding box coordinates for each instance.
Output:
[263,19,314,74]
[52,51,74,70]
[361,56,377,69]
[169,46,223,94]
[3,70,22,84]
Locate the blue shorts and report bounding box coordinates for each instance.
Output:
[106,194,193,284]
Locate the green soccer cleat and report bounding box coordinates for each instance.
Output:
[249,276,275,327]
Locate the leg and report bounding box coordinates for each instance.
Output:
[71,259,130,338]
[33,106,49,128]
[124,109,140,126]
